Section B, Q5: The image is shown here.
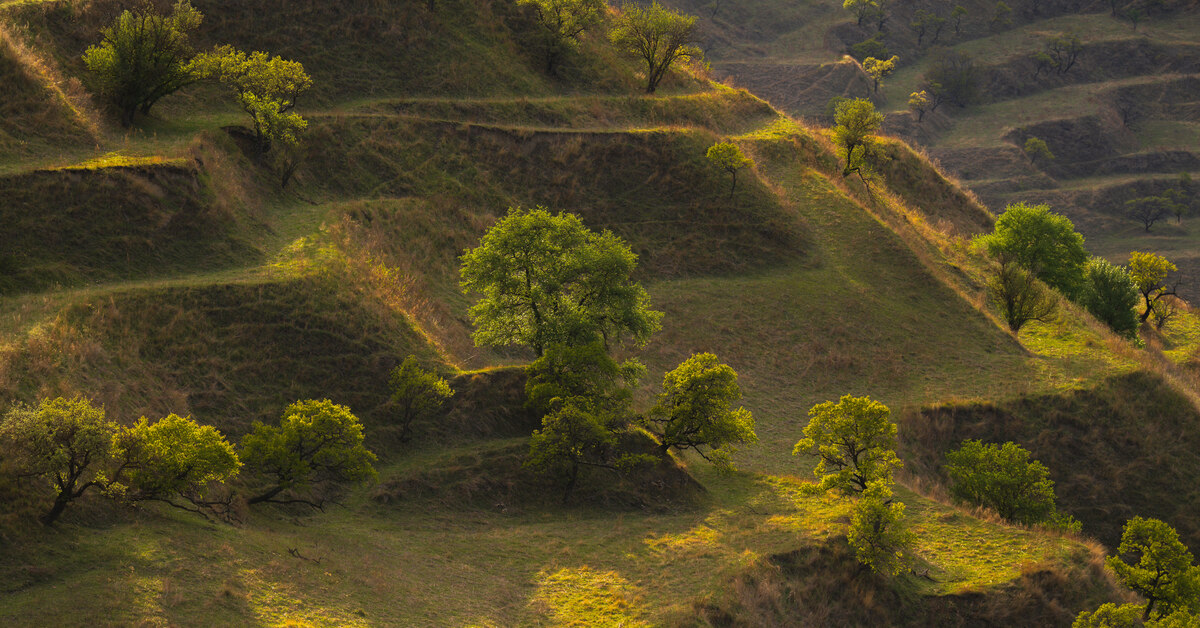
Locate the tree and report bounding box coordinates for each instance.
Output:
[951,5,968,35]
[911,10,946,47]
[945,440,1078,530]
[991,1,1013,30]
[975,202,1089,297]
[793,395,901,496]
[705,141,754,199]
[194,45,312,153]
[1074,604,1198,627]
[1126,8,1143,31]
[241,399,377,508]
[849,33,890,62]
[861,55,898,93]
[109,414,241,518]
[922,49,980,108]
[988,255,1059,332]
[1079,258,1140,338]
[1128,251,1180,322]
[1024,137,1055,165]
[610,2,701,94]
[847,480,915,576]
[907,90,930,122]
[843,0,879,26]
[82,0,203,126]
[833,98,883,178]
[1047,33,1083,75]
[1126,197,1171,232]
[525,341,643,418]
[0,397,116,525]
[1107,517,1200,620]
[460,206,663,357]
[1033,51,1056,79]
[388,356,454,443]
[642,353,757,471]
[517,0,605,75]
[526,399,617,503]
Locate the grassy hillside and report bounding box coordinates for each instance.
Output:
[1,0,1198,624]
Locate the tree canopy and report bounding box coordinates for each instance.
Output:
[847,480,914,576]
[705,141,754,199]
[82,0,203,126]
[525,341,643,418]
[611,2,701,94]
[388,356,454,443]
[833,98,883,178]
[862,55,898,92]
[975,202,1089,297]
[1128,251,1179,323]
[793,395,901,496]
[241,399,377,508]
[1080,258,1140,337]
[988,255,1058,333]
[643,353,757,472]
[945,440,1077,530]
[460,206,663,357]
[194,45,312,152]
[1106,517,1200,621]
[518,0,605,74]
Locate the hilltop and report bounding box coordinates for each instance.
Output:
[1,0,1198,625]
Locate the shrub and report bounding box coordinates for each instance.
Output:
[975,202,1088,298]
[945,440,1079,531]
[847,480,915,576]
[388,356,454,442]
[1079,258,1139,338]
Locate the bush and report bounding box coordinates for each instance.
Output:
[945,440,1079,531]
[847,480,915,576]
[1079,258,1139,338]
[388,356,454,442]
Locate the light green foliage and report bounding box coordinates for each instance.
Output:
[388,356,454,442]
[843,0,879,26]
[610,2,701,94]
[460,206,663,357]
[793,395,900,496]
[643,353,757,472]
[1046,33,1083,75]
[193,45,312,151]
[517,0,605,74]
[0,397,115,525]
[525,341,643,418]
[988,255,1058,333]
[1073,603,1147,628]
[945,440,1078,531]
[847,480,915,577]
[1024,137,1055,163]
[111,414,240,514]
[82,0,202,126]
[1128,251,1179,322]
[833,98,883,178]
[1080,258,1140,338]
[705,141,754,198]
[526,399,617,502]
[1107,517,1200,620]
[975,202,1089,298]
[907,90,930,122]
[241,399,377,507]
[861,55,898,93]
[911,10,946,46]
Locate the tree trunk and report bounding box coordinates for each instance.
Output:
[729,170,737,199]
[40,494,71,526]
[248,484,287,504]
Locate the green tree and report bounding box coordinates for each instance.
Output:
[988,255,1058,332]
[110,414,241,518]
[460,206,663,357]
[991,1,1013,29]
[843,0,879,26]
[922,49,980,108]
[642,353,757,471]
[610,2,701,94]
[911,10,946,46]
[518,0,605,74]
[525,341,644,418]
[833,97,883,178]
[793,395,901,496]
[861,55,898,93]
[525,399,617,503]
[705,141,754,199]
[951,5,968,34]
[1024,137,1055,165]
[1128,251,1179,322]
[1107,517,1200,620]
[82,0,203,126]
[1080,258,1140,338]
[945,440,1078,530]
[0,397,116,525]
[1074,604,1198,627]
[241,399,377,508]
[848,33,890,62]
[194,45,312,153]
[847,480,915,576]
[388,356,454,443]
[975,202,1089,297]
[1046,33,1083,74]
[907,90,930,122]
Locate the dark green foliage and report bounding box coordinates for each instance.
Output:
[460,206,663,357]
[642,353,756,471]
[922,49,981,109]
[1023,137,1054,164]
[0,397,115,525]
[988,255,1058,333]
[82,0,202,126]
[945,440,1078,531]
[1107,517,1200,620]
[610,2,701,94]
[911,10,946,47]
[388,356,454,442]
[524,342,643,418]
[848,33,889,63]
[706,141,754,199]
[526,399,617,503]
[975,202,1089,298]
[1079,258,1139,338]
[1125,197,1172,232]
[241,399,377,508]
[517,0,605,75]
